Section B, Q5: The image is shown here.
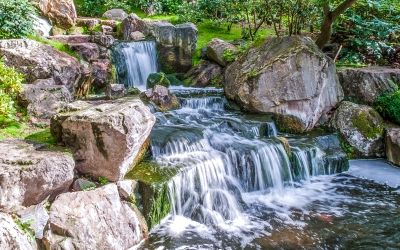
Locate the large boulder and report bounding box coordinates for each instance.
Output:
[338,67,400,104]
[20,78,73,120]
[386,127,400,166]
[330,101,385,157]
[43,184,147,249]
[141,85,180,112]
[37,0,77,29]
[0,213,36,250]
[224,36,343,133]
[184,60,223,87]
[102,9,128,21]
[0,39,81,93]
[69,43,100,62]
[0,140,75,212]
[122,14,148,40]
[206,38,238,67]
[51,98,155,181]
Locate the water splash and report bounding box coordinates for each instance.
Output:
[112,41,158,90]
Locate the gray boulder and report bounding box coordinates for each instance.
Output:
[0,140,75,212]
[184,60,223,87]
[386,127,400,166]
[338,66,400,104]
[224,36,343,133]
[330,101,384,157]
[90,33,115,48]
[43,184,147,249]
[0,212,36,250]
[141,85,180,112]
[20,79,72,120]
[51,98,155,181]
[206,38,238,67]
[102,9,128,21]
[130,31,146,41]
[37,0,77,29]
[0,39,81,92]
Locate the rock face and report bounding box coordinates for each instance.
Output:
[141,85,180,112]
[0,213,35,250]
[0,39,81,93]
[91,59,112,89]
[338,67,400,104]
[43,184,147,249]
[69,43,100,62]
[184,60,223,87]
[38,0,77,29]
[386,128,400,166]
[330,101,384,157]
[0,140,75,212]
[224,36,343,133]
[51,98,155,181]
[102,9,128,20]
[206,38,237,67]
[121,16,197,73]
[20,79,72,119]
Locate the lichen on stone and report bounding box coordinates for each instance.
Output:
[351,110,383,140]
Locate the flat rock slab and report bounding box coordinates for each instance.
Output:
[44,184,146,249]
[347,159,400,188]
[0,140,75,212]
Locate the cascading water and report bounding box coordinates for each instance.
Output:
[112,41,158,90]
[137,87,400,249]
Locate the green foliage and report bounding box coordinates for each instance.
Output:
[148,184,170,229]
[25,129,56,146]
[375,90,400,125]
[98,176,109,185]
[0,60,24,127]
[28,35,81,60]
[222,49,237,63]
[82,182,97,191]
[336,0,400,65]
[339,134,356,159]
[14,218,35,240]
[351,111,383,139]
[0,0,36,39]
[146,72,171,89]
[75,0,132,17]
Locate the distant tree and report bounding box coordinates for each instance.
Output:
[315,0,357,48]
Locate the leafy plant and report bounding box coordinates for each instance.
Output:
[14,218,35,240]
[0,60,24,127]
[375,90,400,125]
[28,35,81,60]
[0,0,36,39]
[98,176,109,185]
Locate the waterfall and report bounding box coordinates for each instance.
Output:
[32,15,52,37]
[112,41,158,90]
[147,88,349,230]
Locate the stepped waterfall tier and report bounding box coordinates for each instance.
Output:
[112,41,158,90]
[131,87,397,248]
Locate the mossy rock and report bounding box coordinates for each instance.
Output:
[274,114,307,134]
[166,74,184,86]
[146,72,171,89]
[351,109,384,140]
[51,26,66,36]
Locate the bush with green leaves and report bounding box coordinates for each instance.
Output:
[0,60,24,127]
[0,0,36,39]
[75,0,132,17]
[375,90,400,125]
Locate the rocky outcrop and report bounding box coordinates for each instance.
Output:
[184,60,223,87]
[0,140,75,212]
[0,213,36,250]
[330,101,384,157]
[224,36,343,133]
[0,39,81,93]
[37,0,77,29]
[20,79,72,120]
[43,184,147,249]
[121,15,197,73]
[102,9,128,20]
[386,127,400,166]
[338,67,400,104]
[141,85,180,112]
[206,38,237,67]
[51,98,155,181]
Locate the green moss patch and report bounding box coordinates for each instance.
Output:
[351,111,383,139]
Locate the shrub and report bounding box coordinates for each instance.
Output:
[75,0,131,17]
[0,0,36,39]
[0,60,24,126]
[375,90,400,125]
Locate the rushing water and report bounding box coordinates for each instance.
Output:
[112,41,158,90]
[138,87,400,249]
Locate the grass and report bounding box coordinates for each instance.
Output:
[27,35,81,60]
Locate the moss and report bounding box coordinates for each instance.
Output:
[338,134,357,159]
[27,35,81,60]
[351,111,383,139]
[274,114,306,134]
[126,160,178,184]
[147,183,170,229]
[25,129,56,145]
